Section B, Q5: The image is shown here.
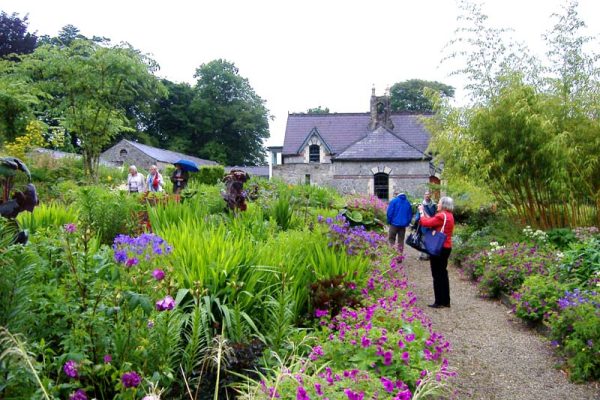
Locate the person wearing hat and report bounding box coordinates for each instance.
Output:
[386,192,413,253]
[416,191,437,260]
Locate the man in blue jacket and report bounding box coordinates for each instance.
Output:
[387,192,413,253]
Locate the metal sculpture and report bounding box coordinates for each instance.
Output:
[222,169,250,212]
[0,157,39,244]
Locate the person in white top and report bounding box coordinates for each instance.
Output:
[127,165,145,193]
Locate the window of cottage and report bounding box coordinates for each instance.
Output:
[374,173,389,200]
[305,174,311,185]
[309,145,320,163]
[119,148,128,157]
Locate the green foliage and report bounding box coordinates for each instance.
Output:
[548,290,600,382]
[546,228,577,249]
[389,79,454,112]
[431,1,600,229]
[338,194,387,231]
[16,202,78,234]
[513,275,569,322]
[270,193,294,231]
[305,106,330,114]
[192,59,270,166]
[556,238,600,287]
[194,165,225,185]
[75,186,140,244]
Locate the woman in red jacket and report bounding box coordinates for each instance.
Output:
[418,196,455,309]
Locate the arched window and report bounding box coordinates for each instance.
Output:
[309,144,320,163]
[119,148,128,157]
[374,173,389,200]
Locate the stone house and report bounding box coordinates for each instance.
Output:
[270,89,438,200]
[101,139,217,171]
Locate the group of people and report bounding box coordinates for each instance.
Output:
[387,190,455,310]
[126,164,189,194]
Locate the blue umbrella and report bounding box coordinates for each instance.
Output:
[174,159,199,172]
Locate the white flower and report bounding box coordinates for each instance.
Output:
[142,396,160,400]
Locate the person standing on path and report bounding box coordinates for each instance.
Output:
[418,196,455,308]
[387,192,413,253]
[170,163,189,194]
[415,190,437,260]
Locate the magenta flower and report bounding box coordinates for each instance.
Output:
[64,223,77,234]
[405,333,415,342]
[155,295,175,311]
[314,383,323,396]
[63,360,78,378]
[69,389,87,400]
[381,377,395,393]
[125,257,139,268]
[152,268,165,280]
[103,354,112,363]
[121,371,141,388]
[296,385,310,400]
[315,309,328,318]
[344,388,364,400]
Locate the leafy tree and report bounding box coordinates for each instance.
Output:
[389,79,454,112]
[190,59,270,166]
[306,106,330,114]
[20,39,165,178]
[0,11,37,59]
[428,0,600,228]
[38,24,110,48]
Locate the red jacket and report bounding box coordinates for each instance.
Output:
[420,210,455,248]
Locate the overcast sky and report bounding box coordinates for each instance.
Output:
[3,0,599,146]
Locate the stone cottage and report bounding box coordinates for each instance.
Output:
[101,139,217,171]
[270,89,438,200]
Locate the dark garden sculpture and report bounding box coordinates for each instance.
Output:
[222,169,250,212]
[0,157,39,244]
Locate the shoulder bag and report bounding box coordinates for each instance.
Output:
[422,212,447,256]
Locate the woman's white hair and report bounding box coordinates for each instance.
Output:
[129,165,137,172]
[439,196,454,212]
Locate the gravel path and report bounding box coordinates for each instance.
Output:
[402,247,600,400]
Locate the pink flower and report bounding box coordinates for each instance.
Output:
[103,354,112,363]
[63,360,78,378]
[64,223,77,234]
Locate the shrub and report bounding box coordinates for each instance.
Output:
[339,195,387,231]
[470,243,556,298]
[548,289,600,382]
[513,275,570,322]
[556,238,600,287]
[194,165,225,185]
[546,228,577,249]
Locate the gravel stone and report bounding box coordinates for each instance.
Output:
[402,247,600,399]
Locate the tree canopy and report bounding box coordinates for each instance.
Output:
[427,0,600,228]
[389,79,454,112]
[0,11,37,59]
[306,106,330,114]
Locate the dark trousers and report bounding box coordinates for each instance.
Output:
[388,225,406,251]
[430,247,452,305]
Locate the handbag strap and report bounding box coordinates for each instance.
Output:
[440,212,447,234]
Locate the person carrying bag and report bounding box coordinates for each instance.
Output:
[418,196,455,309]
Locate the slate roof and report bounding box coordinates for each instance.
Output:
[282,113,431,160]
[120,139,218,166]
[335,126,425,160]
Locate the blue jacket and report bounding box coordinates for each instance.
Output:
[387,194,413,227]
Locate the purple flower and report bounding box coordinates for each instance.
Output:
[103,354,112,363]
[121,371,141,388]
[344,388,364,400]
[381,377,395,392]
[125,257,139,268]
[314,383,323,396]
[405,333,415,342]
[315,309,328,318]
[64,223,77,234]
[155,295,175,311]
[63,360,78,378]
[296,385,310,400]
[114,249,128,263]
[147,319,155,328]
[69,389,87,400]
[152,269,165,281]
[383,351,393,365]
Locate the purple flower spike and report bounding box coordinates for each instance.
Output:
[63,360,78,378]
[296,386,310,400]
[121,371,142,388]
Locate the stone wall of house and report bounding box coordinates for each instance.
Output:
[101,141,156,171]
[273,159,431,199]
